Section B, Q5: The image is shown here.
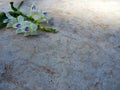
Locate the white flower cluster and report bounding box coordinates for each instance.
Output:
[3,4,48,36]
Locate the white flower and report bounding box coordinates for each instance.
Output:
[3,13,17,28]
[13,15,38,36]
[13,15,25,34]
[23,21,38,36]
[29,4,48,23]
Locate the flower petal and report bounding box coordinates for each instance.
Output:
[23,21,32,26]
[6,23,13,28]
[40,18,48,23]
[13,23,21,28]
[3,19,11,23]
[30,30,38,35]
[24,27,29,32]
[18,15,24,23]
[24,31,31,37]
[30,23,38,31]
[16,28,24,34]
[31,5,36,10]
[43,11,47,16]
[5,13,14,19]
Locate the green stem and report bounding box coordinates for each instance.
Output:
[17,1,24,9]
[10,2,18,11]
[39,25,58,33]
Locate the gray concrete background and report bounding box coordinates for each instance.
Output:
[0,0,120,90]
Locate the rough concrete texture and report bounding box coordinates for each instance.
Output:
[0,0,120,90]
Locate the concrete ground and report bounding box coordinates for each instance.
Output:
[0,0,120,90]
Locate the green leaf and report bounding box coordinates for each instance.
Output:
[0,12,7,28]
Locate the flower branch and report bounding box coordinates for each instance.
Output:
[0,1,58,36]
[10,2,58,33]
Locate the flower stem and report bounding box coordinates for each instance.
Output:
[17,1,24,9]
[39,25,58,33]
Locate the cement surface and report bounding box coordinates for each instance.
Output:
[0,0,120,90]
